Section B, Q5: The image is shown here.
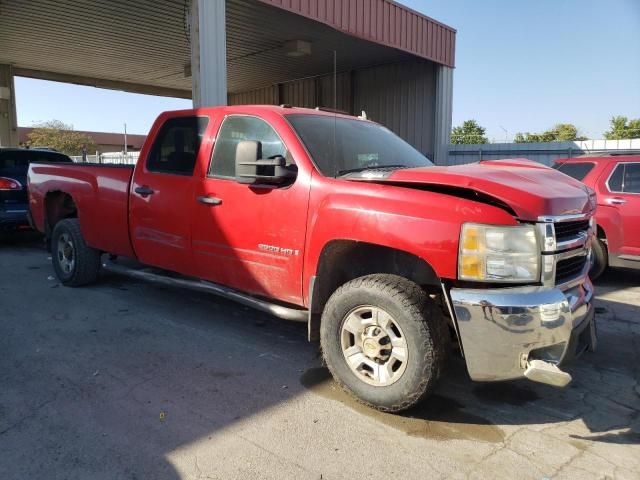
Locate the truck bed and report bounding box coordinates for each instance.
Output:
[28,162,136,257]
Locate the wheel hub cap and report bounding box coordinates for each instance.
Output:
[57,233,75,274]
[340,306,408,387]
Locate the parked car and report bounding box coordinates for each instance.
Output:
[0,148,72,231]
[28,106,597,412]
[553,155,640,279]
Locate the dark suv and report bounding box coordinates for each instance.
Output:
[0,148,72,231]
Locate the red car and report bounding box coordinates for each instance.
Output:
[28,106,597,412]
[553,156,640,279]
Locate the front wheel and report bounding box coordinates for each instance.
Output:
[51,218,101,286]
[320,274,448,412]
[589,238,608,281]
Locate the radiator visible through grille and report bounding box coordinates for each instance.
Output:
[555,254,588,284]
[554,220,590,243]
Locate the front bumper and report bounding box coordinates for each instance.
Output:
[449,276,595,383]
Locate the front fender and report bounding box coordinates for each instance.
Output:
[302,177,517,305]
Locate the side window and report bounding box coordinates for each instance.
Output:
[209,116,287,178]
[147,116,209,175]
[623,164,640,194]
[608,164,624,193]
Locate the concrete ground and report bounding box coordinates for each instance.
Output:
[1,233,639,480]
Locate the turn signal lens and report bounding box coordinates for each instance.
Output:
[463,226,480,251]
[460,255,483,279]
[0,177,21,191]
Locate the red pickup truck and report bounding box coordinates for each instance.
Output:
[29,106,597,412]
[553,156,640,279]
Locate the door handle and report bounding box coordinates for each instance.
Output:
[134,186,155,197]
[197,195,223,206]
[606,197,626,205]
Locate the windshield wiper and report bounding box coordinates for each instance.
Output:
[336,164,408,177]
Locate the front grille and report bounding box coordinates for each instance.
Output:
[554,220,589,243]
[555,254,588,284]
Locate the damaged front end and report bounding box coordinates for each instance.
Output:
[446,213,597,387]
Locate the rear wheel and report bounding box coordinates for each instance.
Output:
[51,218,101,286]
[589,238,608,281]
[320,274,448,412]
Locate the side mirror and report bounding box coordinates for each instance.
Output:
[235,140,296,185]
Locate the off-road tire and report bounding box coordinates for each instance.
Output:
[320,274,449,412]
[589,238,608,281]
[51,218,101,286]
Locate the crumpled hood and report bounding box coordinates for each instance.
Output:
[372,159,596,220]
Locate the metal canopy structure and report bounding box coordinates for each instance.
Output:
[0,0,454,97]
[0,0,456,162]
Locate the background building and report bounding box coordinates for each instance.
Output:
[0,0,455,163]
[17,127,146,154]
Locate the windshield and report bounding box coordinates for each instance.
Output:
[552,162,595,181]
[286,114,433,177]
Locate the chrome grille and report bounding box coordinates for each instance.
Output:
[554,220,590,243]
[537,214,593,288]
[555,254,588,284]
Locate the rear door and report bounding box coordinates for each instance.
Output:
[129,115,209,275]
[603,161,640,257]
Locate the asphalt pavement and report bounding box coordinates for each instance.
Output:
[1,233,639,480]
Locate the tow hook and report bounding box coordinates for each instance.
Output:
[523,359,572,387]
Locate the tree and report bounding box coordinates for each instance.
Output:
[26,120,97,156]
[513,123,587,143]
[604,116,640,140]
[451,120,488,144]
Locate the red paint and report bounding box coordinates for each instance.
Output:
[29,105,593,309]
[555,156,640,262]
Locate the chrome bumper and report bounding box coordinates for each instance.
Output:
[449,276,595,383]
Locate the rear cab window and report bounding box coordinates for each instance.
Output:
[552,162,595,182]
[146,116,209,176]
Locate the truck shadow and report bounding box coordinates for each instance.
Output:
[93,265,640,450]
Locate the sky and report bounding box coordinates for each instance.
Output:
[14,0,640,141]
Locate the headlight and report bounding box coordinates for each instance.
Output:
[459,223,540,283]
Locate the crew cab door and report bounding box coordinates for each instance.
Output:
[191,114,310,305]
[602,161,640,257]
[129,115,209,275]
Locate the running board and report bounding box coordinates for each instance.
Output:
[102,261,308,322]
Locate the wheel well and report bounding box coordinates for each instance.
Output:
[597,225,606,241]
[44,191,78,237]
[308,240,441,341]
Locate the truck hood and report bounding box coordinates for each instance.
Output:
[354,159,596,221]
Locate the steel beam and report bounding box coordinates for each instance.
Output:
[190,0,228,107]
[13,68,191,100]
[433,65,454,165]
[0,65,19,147]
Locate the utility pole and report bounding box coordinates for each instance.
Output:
[124,123,128,158]
[499,125,508,144]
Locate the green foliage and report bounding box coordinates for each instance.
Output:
[604,116,640,140]
[26,120,97,156]
[451,120,488,144]
[513,123,587,143]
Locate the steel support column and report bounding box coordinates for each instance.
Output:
[0,64,18,147]
[433,65,453,165]
[190,0,228,108]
